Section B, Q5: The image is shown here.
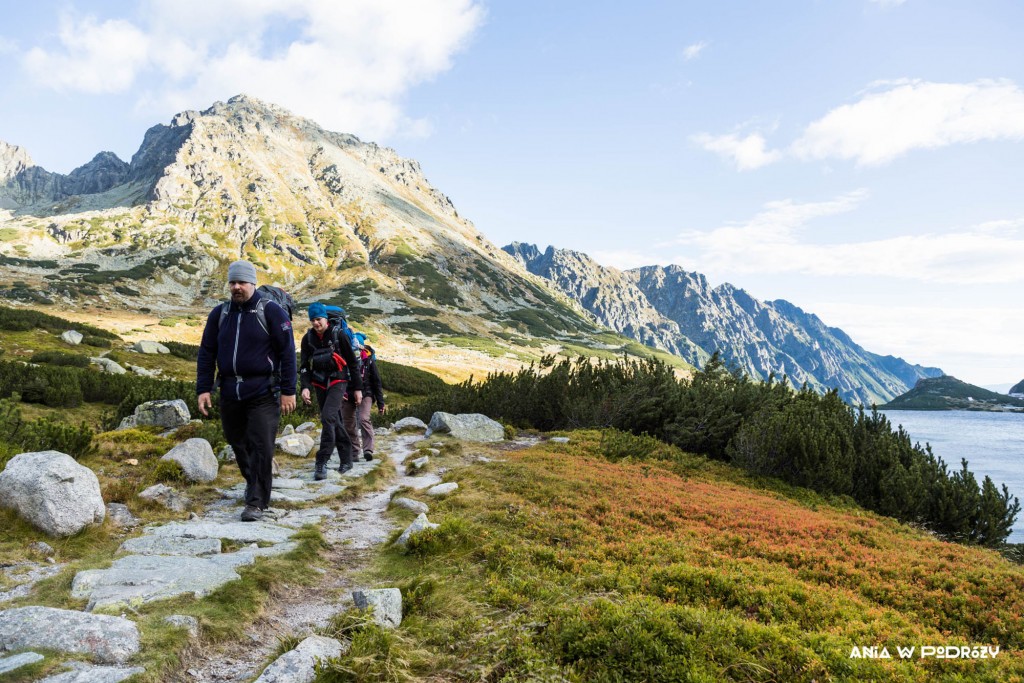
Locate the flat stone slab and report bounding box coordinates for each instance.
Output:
[39,661,145,682]
[265,507,335,528]
[222,483,345,503]
[147,520,297,544]
[271,478,306,490]
[254,634,345,682]
[0,651,44,675]
[118,535,222,556]
[71,544,296,612]
[0,606,140,663]
[1,562,65,603]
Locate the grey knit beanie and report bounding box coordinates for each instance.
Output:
[227,260,258,284]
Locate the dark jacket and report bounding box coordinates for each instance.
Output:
[299,321,363,393]
[358,345,385,406]
[196,290,297,401]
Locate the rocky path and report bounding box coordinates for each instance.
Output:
[172,432,436,683]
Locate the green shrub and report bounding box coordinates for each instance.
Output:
[152,459,186,484]
[0,304,119,339]
[30,350,91,367]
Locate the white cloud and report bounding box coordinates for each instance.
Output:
[791,79,1024,165]
[697,79,1024,169]
[0,37,18,55]
[20,0,484,140]
[691,131,782,170]
[670,191,1024,285]
[682,41,708,61]
[23,14,150,93]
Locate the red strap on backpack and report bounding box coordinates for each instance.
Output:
[332,353,346,372]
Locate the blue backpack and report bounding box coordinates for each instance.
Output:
[324,305,360,349]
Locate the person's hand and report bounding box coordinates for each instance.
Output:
[197,392,212,416]
[301,388,311,405]
[354,390,363,404]
[281,394,296,415]
[378,404,386,414]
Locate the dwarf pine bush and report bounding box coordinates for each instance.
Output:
[404,353,1020,547]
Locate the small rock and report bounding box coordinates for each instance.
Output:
[60,330,83,345]
[29,541,55,556]
[395,513,439,548]
[218,445,235,462]
[160,438,218,482]
[549,436,570,444]
[391,497,429,514]
[253,634,345,683]
[353,588,403,629]
[132,340,170,354]
[281,424,295,436]
[275,433,314,457]
[164,615,200,638]
[125,458,138,466]
[392,417,428,433]
[138,483,190,512]
[426,482,459,497]
[295,422,317,434]
[105,503,139,528]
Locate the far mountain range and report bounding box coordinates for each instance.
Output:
[1,95,941,404]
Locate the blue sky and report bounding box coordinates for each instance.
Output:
[2,0,1023,387]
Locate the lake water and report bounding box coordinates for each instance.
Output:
[880,410,1024,543]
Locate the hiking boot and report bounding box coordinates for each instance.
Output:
[240,505,263,522]
[314,464,326,481]
[338,462,353,474]
[363,450,374,461]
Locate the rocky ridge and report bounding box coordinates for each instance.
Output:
[0,95,598,356]
[505,242,943,405]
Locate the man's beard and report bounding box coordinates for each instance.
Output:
[230,290,247,302]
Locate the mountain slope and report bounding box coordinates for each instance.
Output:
[882,375,1024,411]
[0,96,693,380]
[505,243,942,405]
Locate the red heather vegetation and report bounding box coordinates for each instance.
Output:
[393,431,1024,682]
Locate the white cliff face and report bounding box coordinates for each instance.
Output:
[509,243,942,406]
[0,141,34,183]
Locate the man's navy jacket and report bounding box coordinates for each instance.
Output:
[196,289,297,402]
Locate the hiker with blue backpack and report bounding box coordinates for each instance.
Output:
[342,330,386,462]
[196,260,297,522]
[298,302,363,480]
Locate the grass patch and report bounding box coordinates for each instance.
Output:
[352,430,1024,682]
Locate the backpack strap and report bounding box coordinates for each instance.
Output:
[218,298,270,336]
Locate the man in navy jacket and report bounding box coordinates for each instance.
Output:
[196,260,297,521]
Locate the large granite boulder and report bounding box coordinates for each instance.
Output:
[0,606,140,663]
[425,412,504,442]
[117,399,191,430]
[160,438,218,482]
[60,330,83,345]
[0,451,105,536]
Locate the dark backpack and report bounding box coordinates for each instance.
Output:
[256,285,295,321]
[217,286,292,336]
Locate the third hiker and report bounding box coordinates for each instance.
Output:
[299,302,362,479]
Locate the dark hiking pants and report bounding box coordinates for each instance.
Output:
[221,391,280,509]
[315,382,353,467]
